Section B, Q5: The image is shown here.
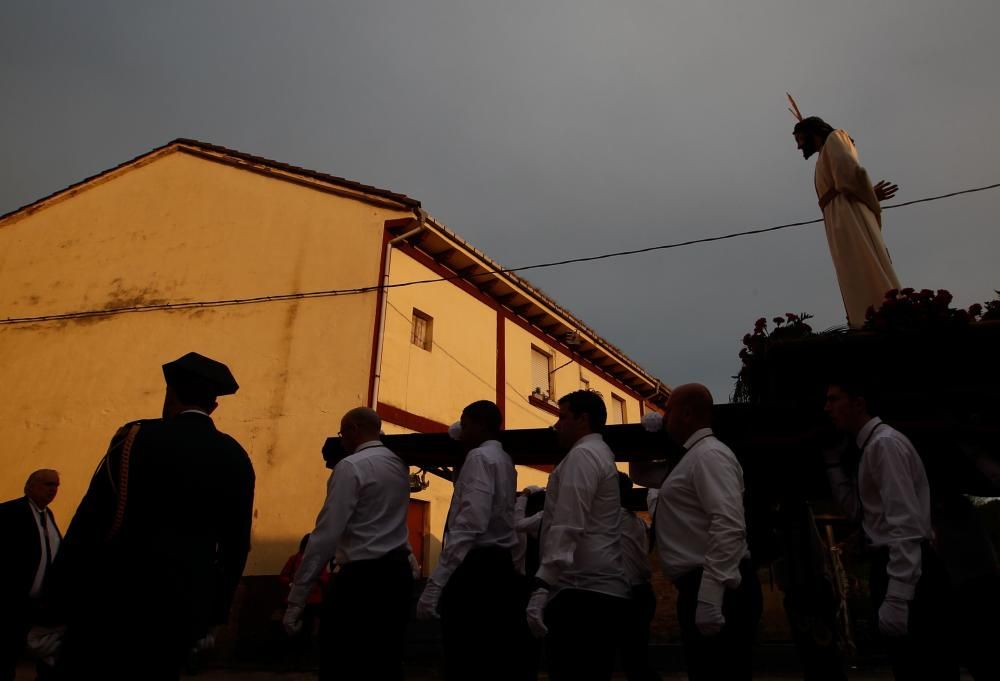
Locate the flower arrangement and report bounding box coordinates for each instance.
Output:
[732,313,814,403]
[862,288,979,332]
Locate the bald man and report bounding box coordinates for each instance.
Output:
[653,385,761,681]
[285,407,412,681]
[0,470,61,681]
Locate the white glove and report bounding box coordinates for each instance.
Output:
[283,604,304,636]
[416,580,443,620]
[26,625,65,660]
[192,631,216,652]
[695,600,725,637]
[525,588,549,639]
[878,596,909,637]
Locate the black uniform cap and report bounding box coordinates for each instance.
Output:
[162,352,239,397]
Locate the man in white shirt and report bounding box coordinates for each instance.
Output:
[285,407,412,681]
[654,384,762,681]
[0,470,61,681]
[415,400,520,681]
[526,390,629,681]
[823,378,954,680]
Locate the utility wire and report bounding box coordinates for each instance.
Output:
[3,181,998,326]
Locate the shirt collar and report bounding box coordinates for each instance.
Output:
[27,498,45,514]
[572,433,605,448]
[683,427,714,450]
[855,417,883,449]
[353,440,383,454]
[179,409,212,418]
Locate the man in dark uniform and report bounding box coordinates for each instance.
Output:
[0,469,61,681]
[47,352,255,681]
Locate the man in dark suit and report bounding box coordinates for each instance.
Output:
[0,469,61,681]
[47,352,255,681]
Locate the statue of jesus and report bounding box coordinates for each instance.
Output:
[793,113,900,328]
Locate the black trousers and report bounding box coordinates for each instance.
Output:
[319,549,412,681]
[544,588,628,681]
[618,583,661,681]
[439,546,523,681]
[675,559,763,681]
[871,542,1000,681]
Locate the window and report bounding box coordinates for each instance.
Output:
[411,309,433,351]
[610,394,627,425]
[531,346,553,400]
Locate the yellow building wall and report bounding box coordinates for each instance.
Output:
[0,149,412,573]
[502,318,643,429]
[377,250,497,424]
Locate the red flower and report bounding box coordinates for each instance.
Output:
[773,317,785,326]
[900,288,915,296]
[785,313,798,321]
[754,317,767,331]
[969,303,983,317]
[885,289,899,299]
[742,333,753,346]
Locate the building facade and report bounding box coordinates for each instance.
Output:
[0,139,669,575]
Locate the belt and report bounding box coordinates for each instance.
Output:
[818,188,839,210]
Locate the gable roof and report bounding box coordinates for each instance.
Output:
[0,139,669,404]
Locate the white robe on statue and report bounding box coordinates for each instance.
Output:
[815,129,901,327]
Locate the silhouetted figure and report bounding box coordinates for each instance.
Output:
[284,407,411,681]
[416,400,521,681]
[0,470,61,681]
[49,352,255,681]
[824,377,999,680]
[526,390,629,681]
[654,384,762,681]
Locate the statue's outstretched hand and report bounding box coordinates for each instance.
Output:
[874,180,899,202]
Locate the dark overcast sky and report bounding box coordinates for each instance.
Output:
[2,1,998,401]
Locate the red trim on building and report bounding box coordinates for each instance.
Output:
[367,229,393,407]
[496,308,506,427]
[377,402,450,434]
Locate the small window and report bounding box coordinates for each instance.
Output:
[611,394,627,425]
[411,309,433,351]
[531,346,553,400]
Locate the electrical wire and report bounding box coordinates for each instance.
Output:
[2,181,997,326]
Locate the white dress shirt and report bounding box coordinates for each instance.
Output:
[827,417,932,600]
[430,439,518,587]
[655,428,748,596]
[28,499,60,598]
[289,440,410,607]
[620,510,652,587]
[537,433,629,600]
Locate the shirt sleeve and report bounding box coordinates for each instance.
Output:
[869,438,926,600]
[428,452,495,587]
[691,449,747,602]
[536,450,599,586]
[288,461,360,607]
[825,130,882,221]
